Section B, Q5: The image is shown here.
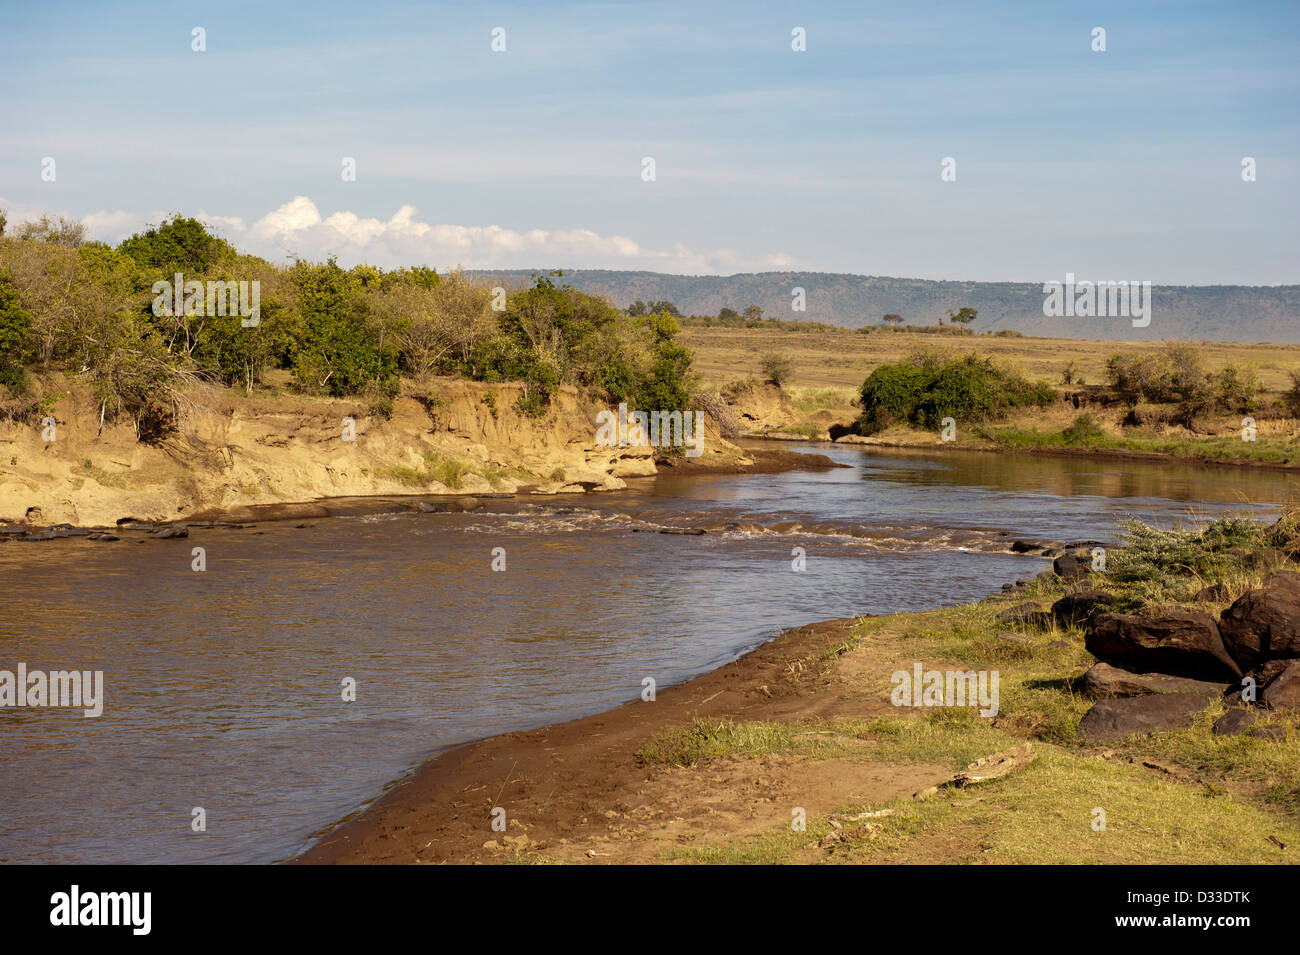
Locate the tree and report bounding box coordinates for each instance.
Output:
[15,215,87,248]
[118,215,235,275]
[946,306,978,326]
[0,209,7,237]
[759,352,793,388]
[718,307,740,322]
[742,304,763,324]
[882,313,903,326]
[627,300,648,316]
[0,273,32,391]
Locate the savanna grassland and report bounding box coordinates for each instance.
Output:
[685,324,1300,467]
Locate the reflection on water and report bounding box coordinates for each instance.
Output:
[0,444,1294,863]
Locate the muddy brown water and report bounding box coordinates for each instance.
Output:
[0,443,1294,863]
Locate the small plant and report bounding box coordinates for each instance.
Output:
[548,466,566,483]
[516,391,548,419]
[482,389,499,420]
[1059,413,1105,445]
[427,453,469,490]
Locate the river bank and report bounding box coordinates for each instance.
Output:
[1,376,844,531]
[294,516,1300,865]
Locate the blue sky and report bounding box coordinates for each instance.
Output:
[1,0,1296,282]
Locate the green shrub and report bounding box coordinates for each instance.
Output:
[1060,413,1106,445]
[855,352,1052,435]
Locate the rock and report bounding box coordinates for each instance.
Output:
[151,524,190,539]
[1052,587,1117,627]
[1047,639,1071,650]
[1212,708,1257,736]
[1086,608,1240,681]
[1218,572,1300,671]
[24,506,43,524]
[1195,583,1230,603]
[87,533,120,542]
[1261,660,1300,711]
[1081,662,1228,700]
[610,455,658,478]
[1010,540,1039,554]
[659,527,706,536]
[1053,552,1090,581]
[996,602,1048,625]
[1077,693,1210,742]
[1250,725,1286,743]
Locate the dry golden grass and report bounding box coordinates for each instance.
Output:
[684,326,1300,393]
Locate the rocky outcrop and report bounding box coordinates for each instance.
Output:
[1217,572,1300,671]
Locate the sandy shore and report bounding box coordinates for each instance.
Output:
[290,615,940,864]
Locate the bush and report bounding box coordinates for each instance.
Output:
[1105,516,1273,604]
[1060,413,1106,445]
[758,352,793,388]
[1286,371,1300,418]
[854,352,1052,434]
[1106,342,1255,426]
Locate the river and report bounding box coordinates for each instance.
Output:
[0,443,1293,863]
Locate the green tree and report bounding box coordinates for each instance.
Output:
[119,215,236,276]
[290,258,398,400]
[946,306,978,326]
[0,273,32,391]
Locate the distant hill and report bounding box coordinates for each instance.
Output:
[471,270,1300,344]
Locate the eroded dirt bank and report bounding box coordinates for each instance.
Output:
[0,377,795,529]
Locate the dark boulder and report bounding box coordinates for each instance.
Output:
[1077,693,1210,742]
[1195,583,1230,603]
[151,524,190,539]
[1052,587,1117,628]
[1212,708,1257,737]
[1218,572,1300,671]
[1053,552,1091,581]
[1086,608,1240,681]
[1261,659,1300,712]
[1080,662,1227,700]
[1251,725,1287,743]
[995,602,1053,630]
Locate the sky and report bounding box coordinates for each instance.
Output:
[1,0,1297,283]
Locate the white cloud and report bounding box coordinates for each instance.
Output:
[214,196,785,272]
[2,195,795,273]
